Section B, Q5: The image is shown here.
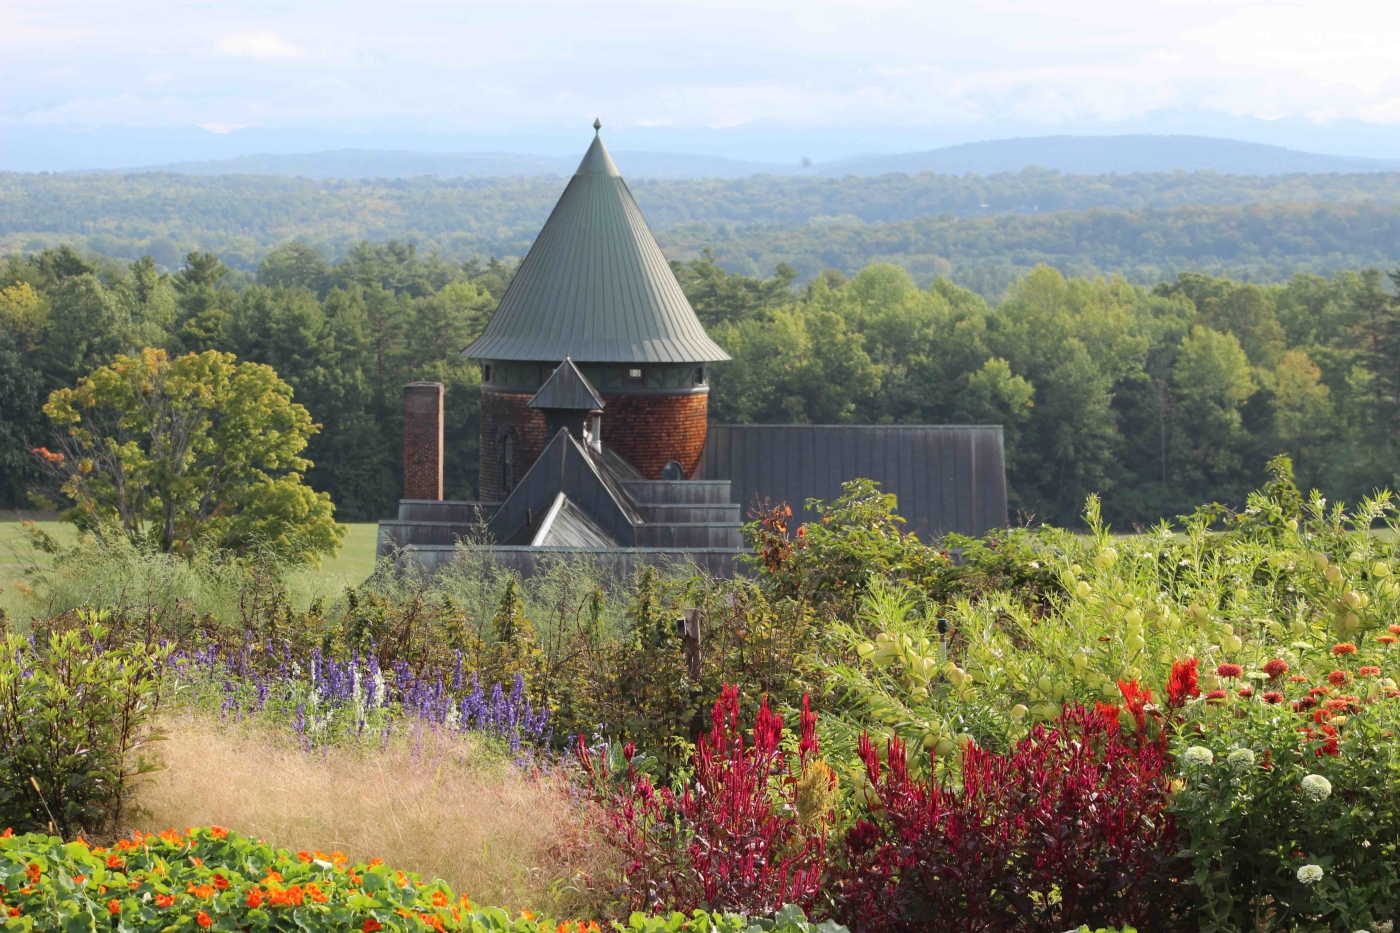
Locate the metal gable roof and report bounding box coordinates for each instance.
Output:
[462,128,731,365]
[529,358,605,411]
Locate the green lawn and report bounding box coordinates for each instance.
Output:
[1,514,382,597]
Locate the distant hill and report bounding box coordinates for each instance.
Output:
[820,135,1400,177]
[126,134,1400,180]
[146,149,796,180]
[4,169,1400,300]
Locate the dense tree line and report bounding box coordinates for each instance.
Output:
[4,241,1400,527]
[5,169,1400,297]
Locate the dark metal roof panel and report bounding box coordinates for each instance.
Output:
[462,133,730,365]
[538,496,619,547]
[703,424,1008,539]
[529,358,605,410]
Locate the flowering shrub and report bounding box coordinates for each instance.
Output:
[0,827,846,933]
[578,687,832,916]
[1170,684,1400,932]
[826,703,1186,933]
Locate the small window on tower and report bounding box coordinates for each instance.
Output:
[482,364,493,384]
[694,366,706,386]
[627,367,644,384]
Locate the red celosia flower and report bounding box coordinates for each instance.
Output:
[1166,657,1201,709]
[1263,691,1285,704]
[1359,666,1381,676]
[1206,689,1228,703]
[1263,659,1289,679]
[1118,679,1153,733]
[1328,671,1351,686]
[1333,643,1358,656]
[1216,663,1243,679]
[1095,701,1122,733]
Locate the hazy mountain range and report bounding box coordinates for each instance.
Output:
[134,135,1400,180]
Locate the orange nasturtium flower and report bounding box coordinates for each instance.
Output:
[209,827,228,839]
[196,910,213,928]
[431,891,449,908]
[107,900,121,916]
[363,920,382,933]
[211,874,230,890]
[155,895,175,909]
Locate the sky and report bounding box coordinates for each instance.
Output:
[5,0,1400,167]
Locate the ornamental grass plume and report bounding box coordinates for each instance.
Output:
[132,713,607,917]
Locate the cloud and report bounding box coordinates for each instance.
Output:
[215,31,303,60]
[197,121,248,134]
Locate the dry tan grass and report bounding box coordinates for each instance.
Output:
[129,713,614,916]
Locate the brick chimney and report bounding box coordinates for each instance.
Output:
[403,382,444,500]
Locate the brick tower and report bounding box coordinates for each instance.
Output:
[463,120,729,501]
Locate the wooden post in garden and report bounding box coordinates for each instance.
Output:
[681,607,701,681]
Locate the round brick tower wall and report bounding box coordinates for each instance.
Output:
[600,391,708,480]
[479,389,548,503]
[479,384,709,500]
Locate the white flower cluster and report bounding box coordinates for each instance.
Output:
[1182,746,1214,767]
[1298,864,1325,885]
[1374,921,1393,933]
[1300,774,1333,802]
[1227,748,1256,771]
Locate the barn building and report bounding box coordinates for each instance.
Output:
[378,123,1008,576]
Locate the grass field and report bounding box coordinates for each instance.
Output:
[1,513,382,603]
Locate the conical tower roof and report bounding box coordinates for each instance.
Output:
[462,124,730,364]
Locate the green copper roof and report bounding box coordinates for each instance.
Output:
[462,127,730,365]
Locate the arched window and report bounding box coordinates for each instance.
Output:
[501,433,514,495]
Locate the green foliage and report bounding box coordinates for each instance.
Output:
[1171,701,1400,933]
[0,623,169,837]
[36,347,344,564]
[0,827,845,932]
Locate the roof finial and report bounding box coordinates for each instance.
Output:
[593,117,602,133]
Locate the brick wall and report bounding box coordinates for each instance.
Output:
[479,389,548,502]
[402,382,444,500]
[601,391,709,479]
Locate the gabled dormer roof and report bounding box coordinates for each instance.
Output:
[529,357,605,411]
[462,123,730,365]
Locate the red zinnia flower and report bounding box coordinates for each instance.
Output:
[1389,624,1400,634]
[1379,635,1397,645]
[1328,670,1351,686]
[1206,689,1228,703]
[1359,666,1381,676]
[1217,663,1244,679]
[1262,659,1289,679]
[1289,674,1309,683]
[1333,643,1358,656]
[1239,687,1253,698]
[1263,691,1285,704]
[1294,696,1318,712]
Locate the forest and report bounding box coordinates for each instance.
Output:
[4,240,1400,529]
[5,169,1400,297]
